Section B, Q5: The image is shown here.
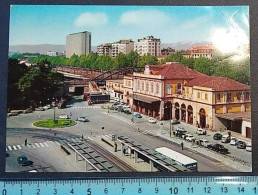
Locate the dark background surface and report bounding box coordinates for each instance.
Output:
[0,0,257,179]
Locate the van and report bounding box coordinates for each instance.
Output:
[196,128,206,135]
[221,135,230,143]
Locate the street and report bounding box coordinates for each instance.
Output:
[6,96,251,172]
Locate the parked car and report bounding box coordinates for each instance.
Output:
[182,133,192,139]
[221,135,231,143]
[197,139,212,148]
[124,110,132,114]
[43,105,51,110]
[7,112,18,117]
[59,115,70,119]
[196,128,206,135]
[186,134,196,142]
[109,105,115,110]
[77,117,89,122]
[236,141,246,149]
[35,107,45,111]
[176,127,185,132]
[51,101,58,107]
[208,144,229,154]
[148,118,157,124]
[171,120,180,125]
[23,108,33,114]
[246,142,252,152]
[213,133,223,140]
[17,155,33,166]
[134,113,142,118]
[230,137,238,145]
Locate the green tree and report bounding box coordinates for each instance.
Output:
[138,53,158,67]
[193,57,213,75]
[127,51,140,67]
[115,52,129,68]
[165,52,183,62]
[180,57,195,69]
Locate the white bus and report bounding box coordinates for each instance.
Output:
[155,147,198,172]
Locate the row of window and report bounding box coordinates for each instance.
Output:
[217,92,250,102]
[137,80,160,94]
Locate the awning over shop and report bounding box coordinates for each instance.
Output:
[215,112,251,122]
[133,94,160,104]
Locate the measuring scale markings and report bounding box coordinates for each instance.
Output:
[1,177,258,195]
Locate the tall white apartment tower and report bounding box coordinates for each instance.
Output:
[134,36,161,56]
[66,31,91,58]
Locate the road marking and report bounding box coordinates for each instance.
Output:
[31,144,36,148]
[39,143,45,147]
[43,142,49,147]
[87,137,93,141]
[35,143,40,148]
[8,146,12,151]
[13,145,17,150]
[17,145,22,150]
[55,141,61,145]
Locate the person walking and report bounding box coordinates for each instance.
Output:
[181,142,184,150]
[81,134,84,139]
[137,126,139,132]
[25,138,27,146]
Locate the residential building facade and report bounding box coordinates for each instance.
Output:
[190,44,213,59]
[66,31,91,58]
[123,75,133,106]
[106,79,124,101]
[97,43,112,56]
[134,36,161,56]
[112,40,134,57]
[131,63,251,137]
[46,51,58,56]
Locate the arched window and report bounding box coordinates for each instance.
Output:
[166,83,171,95]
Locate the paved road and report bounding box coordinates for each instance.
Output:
[6,96,250,172]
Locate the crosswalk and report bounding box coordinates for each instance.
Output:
[6,138,82,152]
[67,106,101,109]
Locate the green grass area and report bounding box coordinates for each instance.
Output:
[33,119,76,128]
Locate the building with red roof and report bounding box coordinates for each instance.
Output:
[191,44,213,59]
[132,62,251,137]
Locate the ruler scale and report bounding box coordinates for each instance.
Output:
[0,177,258,195]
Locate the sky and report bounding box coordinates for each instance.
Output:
[9,5,249,50]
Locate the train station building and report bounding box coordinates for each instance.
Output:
[131,62,251,137]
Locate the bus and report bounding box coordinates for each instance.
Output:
[155,147,198,172]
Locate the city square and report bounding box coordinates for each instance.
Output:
[7,5,250,173]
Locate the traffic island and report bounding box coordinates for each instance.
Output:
[33,119,76,128]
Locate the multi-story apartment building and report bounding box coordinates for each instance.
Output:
[46,51,58,56]
[132,62,251,137]
[112,40,134,58]
[161,47,175,56]
[97,43,112,56]
[134,36,161,56]
[190,44,213,59]
[106,79,124,101]
[66,31,91,58]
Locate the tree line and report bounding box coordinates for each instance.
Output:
[8,59,64,110]
[15,50,250,85]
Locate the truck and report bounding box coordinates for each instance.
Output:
[88,94,110,104]
[83,92,102,101]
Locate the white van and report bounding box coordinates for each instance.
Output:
[221,135,230,143]
[196,128,206,135]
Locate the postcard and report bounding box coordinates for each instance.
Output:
[6,5,251,173]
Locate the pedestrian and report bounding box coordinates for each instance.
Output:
[25,138,27,146]
[123,148,126,156]
[81,134,84,139]
[114,142,117,152]
[181,142,184,150]
[137,126,139,132]
[220,126,222,132]
[54,133,57,136]
[192,139,195,146]
[204,130,207,136]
